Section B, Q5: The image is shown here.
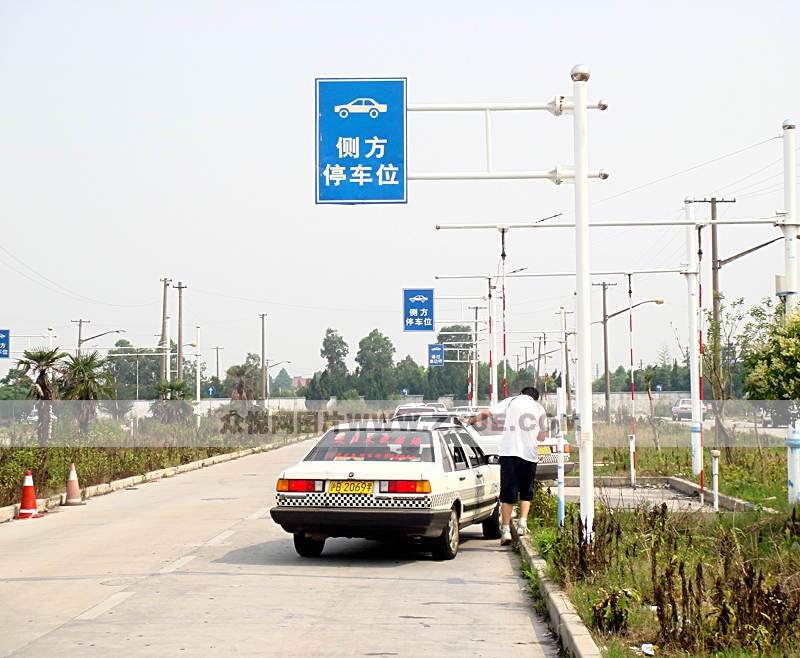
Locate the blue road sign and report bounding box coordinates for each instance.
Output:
[205,386,216,397]
[401,388,409,397]
[316,78,407,204]
[428,344,444,367]
[0,330,8,359]
[403,288,434,332]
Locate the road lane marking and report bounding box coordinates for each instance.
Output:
[76,591,135,620]
[157,555,196,574]
[206,530,235,545]
[247,507,269,520]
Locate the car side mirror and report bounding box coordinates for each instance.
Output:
[486,454,500,465]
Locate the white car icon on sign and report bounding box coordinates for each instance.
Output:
[334,98,388,119]
[408,295,428,303]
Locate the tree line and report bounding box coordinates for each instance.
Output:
[297,326,559,401]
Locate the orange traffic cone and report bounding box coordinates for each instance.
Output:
[14,470,44,519]
[64,463,84,506]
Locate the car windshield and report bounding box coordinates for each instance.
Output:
[305,430,434,462]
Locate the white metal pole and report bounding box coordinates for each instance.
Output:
[710,449,720,512]
[685,199,703,476]
[196,326,201,427]
[783,119,798,312]
[783,120,800,506]
[501,229,508,399]
[572,63,594,533]
[489,277,497,405]
[485,109,493,173]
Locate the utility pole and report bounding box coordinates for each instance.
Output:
[558,307,573,415]
[213,346,224,380]
[593,281,617,423]
[695,198,735,449]
[159,278,171,381]
[71,319,89,355]
[259,313,267,403]
[174,282,187,381]
[468,305,484,407]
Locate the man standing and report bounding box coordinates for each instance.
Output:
[463,387,548,546]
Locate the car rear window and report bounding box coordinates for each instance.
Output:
[394,407,433,417]
[305,430,434,462]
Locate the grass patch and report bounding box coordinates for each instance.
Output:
[569,422,792,512]
[523,482,800,657]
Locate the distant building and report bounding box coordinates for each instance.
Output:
[292,377,310,388]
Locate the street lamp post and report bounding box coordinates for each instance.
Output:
[266,360,291,411]
[592,298,663,426]
[78,329,125,353]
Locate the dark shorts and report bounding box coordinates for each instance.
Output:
[499,456,537,504]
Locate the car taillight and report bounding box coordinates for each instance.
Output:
[379,480,432,494]
[277,479,323,492]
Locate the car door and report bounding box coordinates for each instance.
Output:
[457,430,497,522]
[441,429,478,525]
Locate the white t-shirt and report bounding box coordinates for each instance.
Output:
[488,395,548,463]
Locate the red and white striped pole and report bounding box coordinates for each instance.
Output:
[697,227,705,505]
[628,273,636,487]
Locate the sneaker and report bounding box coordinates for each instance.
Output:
[500,529,513,546]
[517,522,529,537]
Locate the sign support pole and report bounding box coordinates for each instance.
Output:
[571,65,594,534]
[684,199,703,477]
[784,119,800,506]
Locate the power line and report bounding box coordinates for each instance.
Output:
[0,245,157,308]
[192,287,395,314]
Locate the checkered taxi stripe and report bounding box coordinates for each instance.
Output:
[277,492,433,509]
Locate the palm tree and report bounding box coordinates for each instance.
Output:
[61,352,116,433]
[16,347,67,446]
[226,364,257,401]
[150,380,193,424]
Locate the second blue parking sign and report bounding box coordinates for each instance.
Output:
[316,78,407,204]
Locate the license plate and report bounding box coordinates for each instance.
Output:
[328,480,373,494]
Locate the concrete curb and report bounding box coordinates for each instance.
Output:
[512,523,602,658]
[0,434,316,525]
[558,475,780,515]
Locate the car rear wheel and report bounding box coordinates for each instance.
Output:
[293,532,325,558]
[369,108,378,118]
[482,501,502,539]
[338,109,349,118]
[430,508,459,560]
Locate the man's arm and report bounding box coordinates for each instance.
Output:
[537,412,549,441]
[462,409,491,426]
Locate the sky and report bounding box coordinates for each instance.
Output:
[1,1,799,385]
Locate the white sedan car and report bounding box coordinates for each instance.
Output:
[334,98,388,119]
[270,420,501,560]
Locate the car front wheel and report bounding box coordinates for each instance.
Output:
[430,508,459,560]
[293,532,325,558]
[482,501,502,539]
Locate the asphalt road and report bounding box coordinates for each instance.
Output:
[0,440,559,658]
